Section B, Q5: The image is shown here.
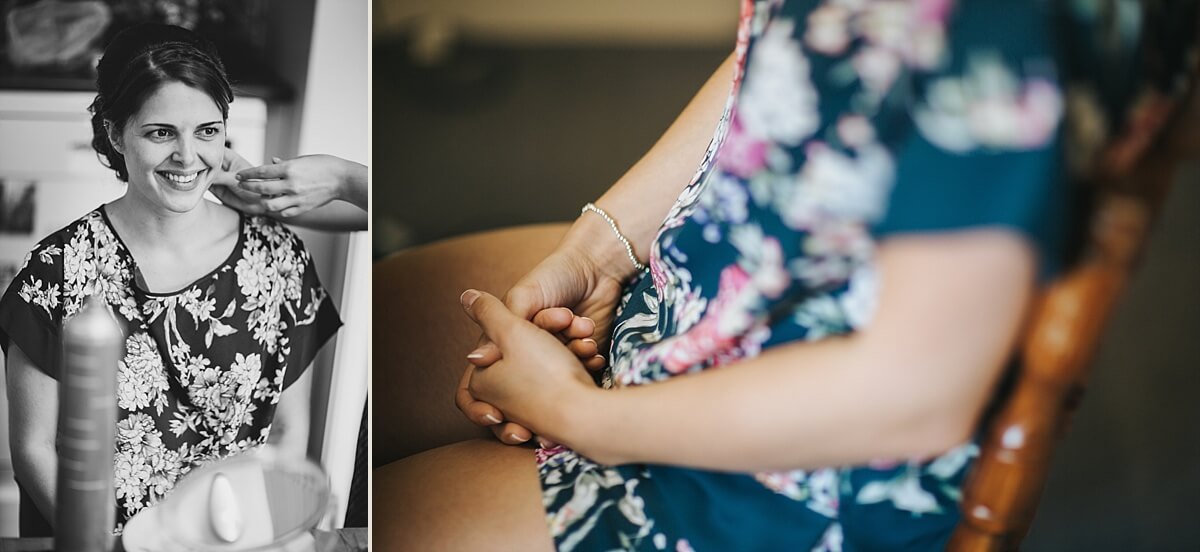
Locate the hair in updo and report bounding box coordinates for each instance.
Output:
[89,24,234,182]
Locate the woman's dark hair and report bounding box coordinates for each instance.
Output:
[89,24,234,182]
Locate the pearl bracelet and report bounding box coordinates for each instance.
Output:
[581,202,647,273]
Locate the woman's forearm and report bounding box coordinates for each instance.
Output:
[12,447,57,526]
[567,54,737,275]
[559,231,1036,472]
[6,344,60,526]
[568,335,961,471]
[278,200,367,232]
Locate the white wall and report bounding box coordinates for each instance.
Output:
[291,0,369,530]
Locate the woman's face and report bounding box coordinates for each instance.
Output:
[112,81,225,214]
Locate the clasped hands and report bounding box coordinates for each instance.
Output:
[455,289,607,448]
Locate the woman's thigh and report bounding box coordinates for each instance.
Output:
[372,223,569,466]
[373,439,554,552]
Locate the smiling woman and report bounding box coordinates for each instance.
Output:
[109,81,227,213]
[0,24,342,537]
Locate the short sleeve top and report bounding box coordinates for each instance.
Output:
[0,205,342,529]
[536,1,1197,550]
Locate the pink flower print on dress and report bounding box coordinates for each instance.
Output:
[755,469,808,501]
[967,78,1063,150]
[837,114,876,149]
[915,56,1064,152]
[853,46,903,95]
[535,443,570,466]
[649,247,670,298]
[660,265,754,374]
[751,237,790,299]
[805,3,852,55]
[914,0,955,24]
[717,113,770,179]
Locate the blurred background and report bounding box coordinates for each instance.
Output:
[373,1,1199,550]
[0,0,368,533]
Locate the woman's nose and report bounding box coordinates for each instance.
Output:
[172,136,197,165]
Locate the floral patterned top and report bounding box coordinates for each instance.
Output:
[535,0,1196,551]
[0,206,341,534]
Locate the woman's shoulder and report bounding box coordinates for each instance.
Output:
[1,206,110,327]
[242,213,312,259]
[22,207,111,263]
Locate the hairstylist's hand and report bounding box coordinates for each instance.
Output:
[232,154,367,216]
[455,244,625,445]
[210,147,270,214]
[459,290,598,442]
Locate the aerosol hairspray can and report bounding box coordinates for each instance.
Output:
[58,295,123,551]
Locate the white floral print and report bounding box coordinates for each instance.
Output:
[0,208,339,531]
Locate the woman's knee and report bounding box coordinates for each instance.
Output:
[373,440,553,551]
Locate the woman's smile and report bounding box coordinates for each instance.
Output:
[156,168,209,191]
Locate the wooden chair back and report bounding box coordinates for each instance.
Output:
[947,63,1200,551]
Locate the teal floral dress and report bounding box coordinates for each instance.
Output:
[535,0,1196,550]
[0,206,341,535]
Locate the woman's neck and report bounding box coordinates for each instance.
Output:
[104,191,241,293]
[106,192,222,252]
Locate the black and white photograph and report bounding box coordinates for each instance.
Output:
[0,0,367,549]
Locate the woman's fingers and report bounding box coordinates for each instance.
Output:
[491,423,533,445]
[237,178,292,196]
[466,342,502,366]
[582,354,607,372]
[566,338,599,359]
[236,161,289,181]
[460,289,527,346]
[454,363,504,427]
[564,316,596,340]
[530,307,574,334]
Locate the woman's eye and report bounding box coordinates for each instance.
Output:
[148,128,173,139]
[198,127,221,139]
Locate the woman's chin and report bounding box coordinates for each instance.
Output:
[136,182,213,215]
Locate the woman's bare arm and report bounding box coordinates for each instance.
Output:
[569,230,1035,470]
[6,343,59,525]
[469,229,1036,471]
[565,53,737,278]
[269,365,313,459]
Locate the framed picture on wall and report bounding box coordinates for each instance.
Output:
[0,178,35,235]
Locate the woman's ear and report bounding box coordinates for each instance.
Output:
[105,121,124,155]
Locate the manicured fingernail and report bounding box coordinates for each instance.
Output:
[508,433,529,443]
[460,289,481,309]
[466,350,485,360]
[482,413,501,424]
